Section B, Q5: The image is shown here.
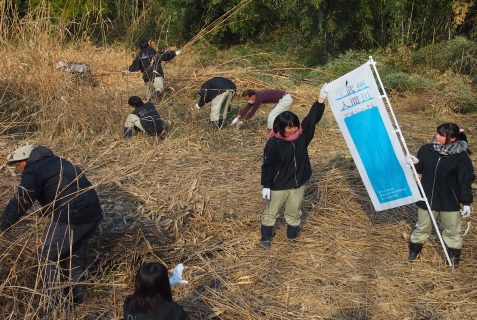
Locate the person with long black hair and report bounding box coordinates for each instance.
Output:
[406,123,475,267]
[123,262,190,320]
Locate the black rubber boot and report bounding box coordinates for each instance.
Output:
[259,225,273,249]
[407,242,423,261]
[123,127,132,140]
[448,248,462,268]
[149,90,160,100]
[210,120,224,129]
[287,225,299,240]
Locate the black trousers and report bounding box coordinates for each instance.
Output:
[39,220,99,302]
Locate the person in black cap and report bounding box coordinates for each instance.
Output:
[1,144,103,307]
[123,96,164,139]
[125,39,181,101]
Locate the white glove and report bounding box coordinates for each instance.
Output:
[175,50,182,56]
[124,70,131,75]
[460,205,471,218]
[194,104,200,110]
[236,120,243,127]
[231,117,240,125]
[405,155,419,165]
[319,82,329,99]
[169,263,188,286]
[262,188,271,200]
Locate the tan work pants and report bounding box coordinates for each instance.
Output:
[410,208,463,248]
[261,185,305,227]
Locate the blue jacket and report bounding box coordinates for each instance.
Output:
[1,146,103,231]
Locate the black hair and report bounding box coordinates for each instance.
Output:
[436,122,471,154]
[272,111,300,137]
[128,96,144,108]
[242,90,256,98]
[127,262,173,316]
[139,39,149,49]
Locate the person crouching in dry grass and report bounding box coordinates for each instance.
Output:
[56,59,96,86]
[123,96,165,140]
[0,145,103,310]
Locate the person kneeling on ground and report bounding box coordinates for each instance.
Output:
[193,76,236,129]
[124,262,191,320]
[259,83,328,249]
[1,145,103,306]
[124,96,165,140]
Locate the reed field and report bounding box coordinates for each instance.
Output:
[1,23,477,320]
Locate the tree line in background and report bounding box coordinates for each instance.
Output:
[2,0,477,67]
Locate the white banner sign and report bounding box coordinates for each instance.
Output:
[327,62,420,211]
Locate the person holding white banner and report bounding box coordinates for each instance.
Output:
[258,83,328,249]
[407,123,475,267]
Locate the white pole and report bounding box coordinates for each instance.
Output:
[367,56,452,267]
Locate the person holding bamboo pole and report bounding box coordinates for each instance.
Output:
[230,89,293,129]
[125,39,181,101]
[259,84,328,249]
[406,123,475,267]
[1,145,103,307]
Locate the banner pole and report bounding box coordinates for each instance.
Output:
[367,56,452,267]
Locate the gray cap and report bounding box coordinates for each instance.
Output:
[6,145,35,163]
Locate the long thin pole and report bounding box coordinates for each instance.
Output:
[368,56,452,267]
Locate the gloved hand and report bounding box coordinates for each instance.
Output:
[319,82,329,99]
[194,104,200,110]
[236,120,243,127]
[169,263,188,286]
[405,155,419,165]
[460,205,471,218]
[175,50,182,56]
[262,188,271,200]
[124,70,131,75]
[231,117,240,125]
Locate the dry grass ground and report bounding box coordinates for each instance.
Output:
[1,41,477,319]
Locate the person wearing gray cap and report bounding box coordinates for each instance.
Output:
[1,145,103,308]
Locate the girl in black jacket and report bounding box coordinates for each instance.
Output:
[259,84,328,249]
[407,123,475,267]
[124,262,190,320]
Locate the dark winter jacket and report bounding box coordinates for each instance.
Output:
[1,146,103,231]
[132,102,164,135]
[415,144,475,211]
[261,101,325,190]
[128,47,177,82]
[123,298,190,320]
[197,77,236,108]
